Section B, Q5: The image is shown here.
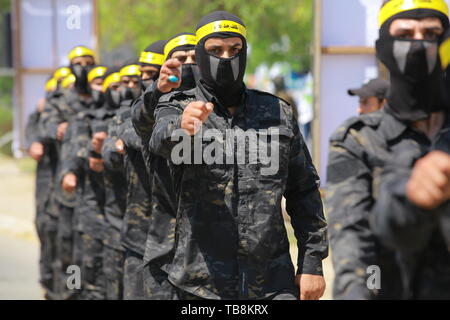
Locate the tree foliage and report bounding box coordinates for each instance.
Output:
[98,0,313,72]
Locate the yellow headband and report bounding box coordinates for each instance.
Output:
[88,66,107,83]
[196,20,247,44]
[61,74,76,89]
[103,72,121,92]
[379,0,449,27]
[53,67,71,81]
[45,78,58,92]
[119,64,142,78]
[440,37,450,69]
[164,34,197,59]
[139,51,165,65]
[68,46,95,61]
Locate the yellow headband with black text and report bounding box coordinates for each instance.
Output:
[68,46,95,61]
[139,52,165,66]
[379,0,449,27]
[102,72,121,92]
[196,20,247,44]
[164,34,197,60]
[88,66,107,83]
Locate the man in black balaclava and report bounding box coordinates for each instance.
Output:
[371,24,450,300]
[128,35,199,300]
[139,40,166,90]
[149,11,328,300]
[326,0,450,300]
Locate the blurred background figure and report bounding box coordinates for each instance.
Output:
[347,78,389,115]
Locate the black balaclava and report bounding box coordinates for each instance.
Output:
[103,67,122,110]
[119,60,142,101]
[140,40,167,90]
[88,66,108,108]
[376,2,450,121]
[164,32,199,91]
[440,29,450,108]
[195,11,247,108]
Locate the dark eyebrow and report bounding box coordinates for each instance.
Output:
[424,26,444,32]
[230,42,242,48]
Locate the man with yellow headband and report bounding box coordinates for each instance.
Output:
[131,34,200,300]
[326,0,450,299]
[59,65,110,300]
[99,61,144,300]
[371,29,450,299]
[150,11,328,300]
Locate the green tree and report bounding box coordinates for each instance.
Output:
[98,0,313,72]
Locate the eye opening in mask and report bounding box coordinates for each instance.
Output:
[203,36,244,59]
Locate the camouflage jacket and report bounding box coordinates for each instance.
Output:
[26,110,58,212]
[119,117,152,256]
[131,86,178,268]
[326,108,450,300]
[370,116,450,299]
[150,83,328,299]
[101,103,130,250]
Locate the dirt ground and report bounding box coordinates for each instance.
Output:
[0,155,334,300]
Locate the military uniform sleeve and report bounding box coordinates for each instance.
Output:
[149,97,185,160]
[25,111,40,149]
[60,117,90,178]
[131,83,164,142]
[284,115,328,277]
[102,115,124,172]
[371,164,444,253]
[119,118,141,151]
[325,124,377,300]
[38,99,63,142]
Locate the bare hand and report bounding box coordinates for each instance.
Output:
[89,157,104,172]
[181,101,214,136]
[28,142,44,161]
[57,122,68,141]
[295,274,326,300]
[406,151,450,210]
[62,173,77,193]
[157,58,182,93]
[37,98,46,113]
[92,132,107,154]
[115,139,125,155]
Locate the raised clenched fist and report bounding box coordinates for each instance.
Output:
[157,58,182,93]
[92,131,107,154]
[62,173,77,193]
[181,101,214,136]
[407,151,450,210]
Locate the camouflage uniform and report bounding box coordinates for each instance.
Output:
[149,83,328,300]
[65,106,113,300]
[25,108,58,296]
[370,117,450,300]
[325,109,450,299]
[131,88,178,300]
[101,103,130,300]
[38,89,90,299]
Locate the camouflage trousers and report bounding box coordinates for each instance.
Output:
[142,260,176,300]
[123,249,145,300]
[103,245,125,300]
[75,232,106,300]
[54,203,77,300]
[171,288,298,300]
[36,213,58,299]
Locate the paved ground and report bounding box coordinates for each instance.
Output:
[0,155,334,300]
[0,155,42,300]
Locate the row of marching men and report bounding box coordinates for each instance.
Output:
[25,33,198,299]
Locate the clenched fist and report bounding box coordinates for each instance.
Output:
[28,142,44,161]
[181,101,214,136]
[62,173,77,193]
[115,139,125,155]
[157,59,182,93]
[295,274,326,300]
[407,151,450,210]
[92,132,107,154]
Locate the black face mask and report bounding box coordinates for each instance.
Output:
[178,64,200,91]
[119,86,141,101]
[70,64,94,95]
[105,88,121,109]
[196,37,247,108]
[91,89,105,108]
[376,36,446,121]
[141,79,155,91]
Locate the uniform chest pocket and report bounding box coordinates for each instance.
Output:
[246,128,293,178]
